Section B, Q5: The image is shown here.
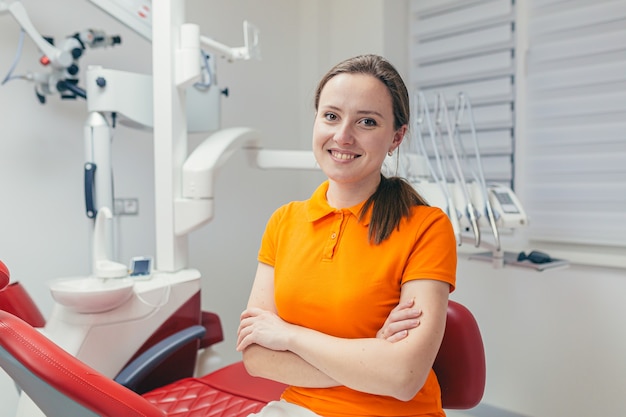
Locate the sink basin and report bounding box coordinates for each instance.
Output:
[49,277,135,313]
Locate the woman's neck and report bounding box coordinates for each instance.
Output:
[325,176,380,209]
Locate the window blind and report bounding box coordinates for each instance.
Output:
[525,0,626,248]
[409,0,516,185]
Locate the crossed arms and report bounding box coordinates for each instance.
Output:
[237,262,449,401]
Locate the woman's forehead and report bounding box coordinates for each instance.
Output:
[319,73,393,113]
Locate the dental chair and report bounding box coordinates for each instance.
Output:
[0,259,486,416]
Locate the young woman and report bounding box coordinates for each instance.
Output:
[237,54,457,417]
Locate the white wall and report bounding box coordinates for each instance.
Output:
[449,259,626,417]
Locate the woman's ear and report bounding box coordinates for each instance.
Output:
[390,125,407,152]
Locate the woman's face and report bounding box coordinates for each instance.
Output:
[313,73,405,190]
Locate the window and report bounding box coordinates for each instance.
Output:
[409,0,516,185]
[523,0,626,266]
[409,0,626,267]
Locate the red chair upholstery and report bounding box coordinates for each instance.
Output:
[0,260,47,327]
[0,281,47,327]
[142,366,283,416]
[0,306,277,417]
[434,300,486,409]
[0,260,9,290]
[0,309,165,417]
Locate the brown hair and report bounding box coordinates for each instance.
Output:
[315,55,429,244]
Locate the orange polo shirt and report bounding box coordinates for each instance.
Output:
[258,181,457,417]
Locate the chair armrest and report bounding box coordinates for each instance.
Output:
[115,325,206,391]
[200,311,224,348]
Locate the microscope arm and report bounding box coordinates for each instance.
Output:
[1,1,72,70]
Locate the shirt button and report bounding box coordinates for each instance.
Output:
[331,233,337,239]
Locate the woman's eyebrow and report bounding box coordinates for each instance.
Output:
[320,105,385,119]
[356,110,385,118]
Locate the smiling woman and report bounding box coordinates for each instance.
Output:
[311,55,429,244]
[313,73,400,205]
[237,55,458,417]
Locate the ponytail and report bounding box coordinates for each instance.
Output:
[359,175,429,245]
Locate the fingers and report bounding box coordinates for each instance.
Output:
[385,308,422,331]
[391,307,422,321]
[236,330,253,351]
[240,307,264,320]
[237,312,263,351]
[387,299,421,321]
[237,308,286,352]
[386,329,409,343]
[382,318,420,339]
[237,308,261,350]
[377,318,420,340]
[377,299,423,341]
[389,298,415,313]
[237,308,266,338]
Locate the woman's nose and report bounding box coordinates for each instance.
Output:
[333,123,355,145]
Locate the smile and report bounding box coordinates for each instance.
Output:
[329,150,360,160]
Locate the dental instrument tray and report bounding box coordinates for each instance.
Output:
[469,251,570,271]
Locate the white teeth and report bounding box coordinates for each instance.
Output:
[331,151,356,160]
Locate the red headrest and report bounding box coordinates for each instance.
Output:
[0,260,9,291]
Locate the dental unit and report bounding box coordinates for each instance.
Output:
[0,1,533,416]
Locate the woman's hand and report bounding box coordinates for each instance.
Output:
[237,307,295,352]
[238,299,421,353]
[376,299,422,342]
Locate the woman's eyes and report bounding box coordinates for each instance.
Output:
[361,118,377,127]
[322,113,377,127]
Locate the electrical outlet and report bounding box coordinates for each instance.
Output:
[114,198,139,215]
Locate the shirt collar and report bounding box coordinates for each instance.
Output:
[305,181,371,226]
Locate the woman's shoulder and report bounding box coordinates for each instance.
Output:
[410,204,449,220]
[266,199,309,226]
[407,204,454,233]
[271,199,308,215]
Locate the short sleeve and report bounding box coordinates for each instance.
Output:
[402,208,457,292]
[257,205,287,267]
